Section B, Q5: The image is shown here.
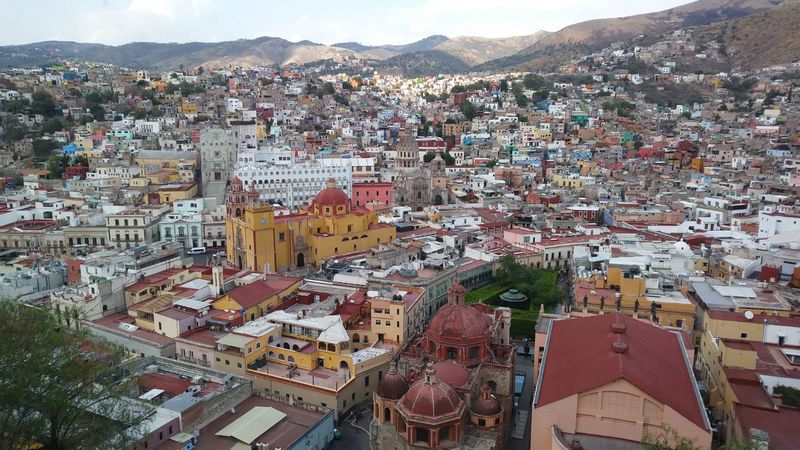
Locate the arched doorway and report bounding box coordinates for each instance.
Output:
[296,252,305,268]
[237,255,243,269]
[434,194,443,205]
[339,361,349,371]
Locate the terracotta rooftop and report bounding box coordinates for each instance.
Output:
[536,313,708,430]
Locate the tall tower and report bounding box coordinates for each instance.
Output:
[200,128,237,204]
[395,132,419,172]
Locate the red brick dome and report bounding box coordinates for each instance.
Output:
[433,360,470,387]
[232,176,243,185]
[314,178,349,206]
[376,361,409,400]
[426,302,490,341]
[470,384,502,417]
[398,363,464,420]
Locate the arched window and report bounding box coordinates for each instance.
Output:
[287,356,295,363]
[327,343,336,352]
[353,333,360,343]
[283,343,290,349]
[278,354,285,360]
[268,351,275,358]
[292,344,300,351]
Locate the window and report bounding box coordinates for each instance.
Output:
[237,362,242,368]
[278,232,285,241]
[225,359,230,365]
[740,332,748,339]
[365,376,370,387]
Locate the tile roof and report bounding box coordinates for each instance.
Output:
[537,313,708,430]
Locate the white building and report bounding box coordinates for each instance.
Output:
[758,211,800,239]
[234,160,353,210]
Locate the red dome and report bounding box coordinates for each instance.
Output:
[470,384,502,417]
[314,178,349,206]
[426,303,490,341]
[232,176,243,185]
[398,364,464,420]
[433,361,470,387]
[376,362,409,400]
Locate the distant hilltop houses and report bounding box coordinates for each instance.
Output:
[1,31,800,450]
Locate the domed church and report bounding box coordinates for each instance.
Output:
[226,178,396,272]
[370,284,515,450]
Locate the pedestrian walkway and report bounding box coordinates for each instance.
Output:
[511,410,528,439]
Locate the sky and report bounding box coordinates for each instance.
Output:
[1,0,696,46]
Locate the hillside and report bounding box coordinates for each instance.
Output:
[0,37,358,69]
[481,0,784,71]
[692,0,800,69]
[372,50,472,77]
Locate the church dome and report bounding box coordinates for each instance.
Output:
[470,384,502,417]
[433,360,470,387]
[314,178,350,206]
[426,285,490,341]
[398,363,464,420]
[232,176,243,186]
[376,361,409,400]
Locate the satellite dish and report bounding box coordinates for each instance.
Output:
[744,310,754,320]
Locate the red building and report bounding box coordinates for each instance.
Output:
[63,163,89,180]
[351,181,393,208]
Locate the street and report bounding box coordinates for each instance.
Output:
[510,351,535,450]
[334,402,372,450]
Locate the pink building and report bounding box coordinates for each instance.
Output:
[531,313,712,450]
[503,226,541,245]
[352,182,393,208]
[174,327,228,369]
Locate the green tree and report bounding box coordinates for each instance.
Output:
[136,79,149,87]
[2,98,29,114]
[450,85,466,93]
[89,104,106,120]
[46,154,70,178]
[72,155,89,167]
[0,301,153,450]
[523,74,546,90]
[442,151,455,166]
[773,385,800,408]
[460,100,477,121]
[500,79,509,92]
[31,90,57,117]
[32,139,58,160]
[2,119,27,144]
[321,82,336,95]
[423,151,436,163]
[132,109,147,120]
[42,118,64,134]
[514,92,529,107]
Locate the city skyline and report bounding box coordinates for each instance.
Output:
[1,0,695,46]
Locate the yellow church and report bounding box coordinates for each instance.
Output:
[225,177,396,272]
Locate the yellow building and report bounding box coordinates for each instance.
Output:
[575,267,697,330]
[156,182,198,204]
[226,178,397,272]
[211,275,302,323]
[696,310,765,411]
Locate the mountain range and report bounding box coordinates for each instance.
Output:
[0,0,797,74]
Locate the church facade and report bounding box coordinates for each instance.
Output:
[225,177,396,273]
[393,133,450,211]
